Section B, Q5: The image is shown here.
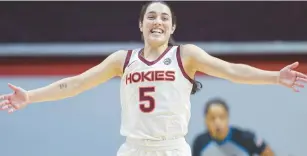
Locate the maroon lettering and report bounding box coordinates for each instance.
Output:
[125,70,176,85]
[139,87,155,113]
[132,72,141,83]
[141,71,153,82]
[155,71,164,81]
[165,71,175,81]
[126,73,132,84]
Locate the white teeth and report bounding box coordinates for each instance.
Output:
[151,29,163,33]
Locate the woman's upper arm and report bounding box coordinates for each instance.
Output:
[181,44,234,80]
[76,50,127,91]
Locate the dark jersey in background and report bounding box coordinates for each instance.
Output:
[192,126,267,156]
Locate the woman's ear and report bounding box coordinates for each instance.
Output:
[171,24,176,34]
[139,22,143,33]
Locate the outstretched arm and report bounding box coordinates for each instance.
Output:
[181,44,307,90]
[28,50,127,103]
[0,50,127,113]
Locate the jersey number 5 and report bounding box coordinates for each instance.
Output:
[139,87,155,113]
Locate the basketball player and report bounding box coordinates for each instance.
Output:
[0,1,306,156]
[192,98,274,156]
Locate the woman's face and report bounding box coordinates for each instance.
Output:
[140,2,175,46]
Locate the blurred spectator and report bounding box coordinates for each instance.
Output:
[192,98,274,156]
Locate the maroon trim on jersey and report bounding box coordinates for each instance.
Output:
[122,50,133,73]
[176,46,194,84]
[138,46,172,66]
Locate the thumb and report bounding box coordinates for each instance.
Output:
[8,83,20,92]
[288,62,299,70]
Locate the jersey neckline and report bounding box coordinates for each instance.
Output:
[138,46,173,66]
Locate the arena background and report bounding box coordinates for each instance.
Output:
[0,1,306,156]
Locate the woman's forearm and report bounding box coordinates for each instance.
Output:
[230,63,280,85]
[27,76,83,103]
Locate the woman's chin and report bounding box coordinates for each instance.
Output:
[147,37,167,46]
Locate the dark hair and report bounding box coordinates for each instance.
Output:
[191,80,202,95]
[204,98,229,115]
[139,1,177,46]
[139,1,202,94]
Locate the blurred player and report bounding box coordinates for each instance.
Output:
[0,1,306,156]
[192,98,274,156]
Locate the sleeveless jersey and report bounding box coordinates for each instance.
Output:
[120,46,194,140]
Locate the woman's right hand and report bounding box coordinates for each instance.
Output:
[0,83,30,113]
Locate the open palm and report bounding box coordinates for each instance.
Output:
[278,62,307,92]
[0,83,29,113]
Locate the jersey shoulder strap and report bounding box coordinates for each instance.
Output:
[122,50,133,73]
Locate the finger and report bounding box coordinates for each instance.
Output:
[296,72,307,79]
[288,62,299,70]
[292,86,300,92]
[0,94,10,100]
[0,104,9,110]
[10,103,19,110]
[296,77,307,83]
[0,100,10,107]
[1,103,18,111]
[8,83,20,92]
[8,107,16,114]
[293,82,304,88]
[7,104,17,113]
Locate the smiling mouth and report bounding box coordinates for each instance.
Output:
[150,28,164,34]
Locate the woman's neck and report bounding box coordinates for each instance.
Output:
[142,42,169,60]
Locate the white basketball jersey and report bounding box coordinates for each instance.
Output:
[120,46,194,140]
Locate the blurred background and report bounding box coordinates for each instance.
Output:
[0,1,306,156]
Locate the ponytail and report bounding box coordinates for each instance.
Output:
[168,35,176,46]
[191,80,202,95]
